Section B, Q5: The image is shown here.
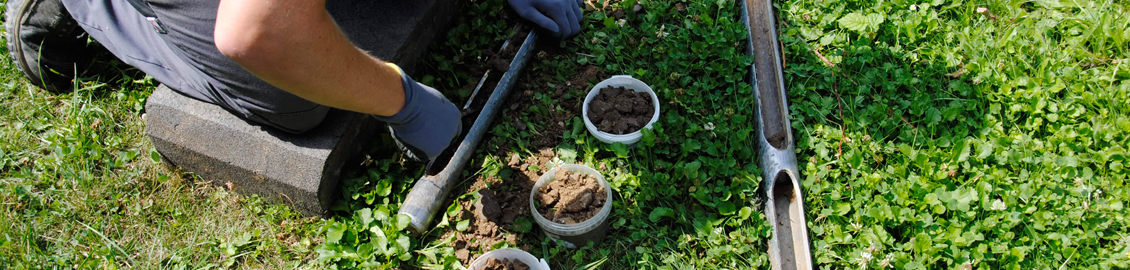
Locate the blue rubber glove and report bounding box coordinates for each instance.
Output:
[508,0,584,39]
[372,65,461,162]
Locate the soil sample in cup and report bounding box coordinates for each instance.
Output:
[535,170,608,224]
[588,86,654,134]
[479,257,530,270]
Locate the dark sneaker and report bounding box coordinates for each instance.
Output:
[5,0,99,92]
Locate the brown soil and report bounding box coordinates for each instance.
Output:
[478,257,530,270]
[587,86,654,134]
[596,0,643,19]
[446,148,560,265]
[480,27,530,73]
[505,65,602,148]
[442,65,606,266]
[569,65,604,89]
[483,50,512,72]
[610,9,626,19]
[535,170,607,224]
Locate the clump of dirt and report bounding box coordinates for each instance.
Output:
[480,27,530,73]
[598,0,643,19]
[476,189,503,220]
[587,86,654,134]
[610,9,626,19]
[478,257,530,270]
[568,65,603,90]
[535,170,607,224]
[483,50,511,72]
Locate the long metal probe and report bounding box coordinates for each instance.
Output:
[741,0,816,269]
[399,31,538,233]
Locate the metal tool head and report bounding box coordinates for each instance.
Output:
[741,0,815,269]
[400,28,538,234]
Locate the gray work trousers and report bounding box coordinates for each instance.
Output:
[60,0,396,133]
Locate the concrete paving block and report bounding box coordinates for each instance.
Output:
[146,85,379,216]
[143,0,460,216]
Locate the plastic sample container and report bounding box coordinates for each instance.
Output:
[470,248,551,270]
[581,75,661,145]
[529,164,613,249]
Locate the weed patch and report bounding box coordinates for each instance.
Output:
[782,0,1130,268]
[2,0,1127,268]
[317,0,766,269]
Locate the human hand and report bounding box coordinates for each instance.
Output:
[372,68,461,162]
[508,0,583,39]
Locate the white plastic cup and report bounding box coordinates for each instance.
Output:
[582,75,661,145]
[469,248,551,270]
[529,164,613,249]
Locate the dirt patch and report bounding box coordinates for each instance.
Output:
[610,9,626,19]
[447,148,561,265]
[444,65,607,266]
[569,65,603,89]
[478,257,530,270]
[448,178,525,259]
[480,27,531,74]
[535,170,607,224]
[587,86,654,134]
[504,65,602,149]
[597,0,643,19]
[476,189,503,220]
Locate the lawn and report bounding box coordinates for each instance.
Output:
[2,0,1129,269]
[0,45,322,270]
[779,0,1130,268]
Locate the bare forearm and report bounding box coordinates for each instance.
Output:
[214,0,405,116]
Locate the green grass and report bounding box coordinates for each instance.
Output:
[3,0,1129,269]
[0,18,321,270]
[317,0,766,269]
[781,0,1130,268]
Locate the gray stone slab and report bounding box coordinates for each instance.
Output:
[146,85,378,216]
[145,0,461,215]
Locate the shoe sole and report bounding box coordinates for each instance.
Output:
[5,0,97,93]
[5,0,58,92]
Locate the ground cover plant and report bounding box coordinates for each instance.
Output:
[319,0,1130,268]
[779,0,1130,268]
[0,29,320,270]
[1,0,1128,269]
[315,0,768,268]
[535,169,608,225]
